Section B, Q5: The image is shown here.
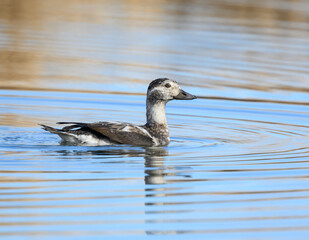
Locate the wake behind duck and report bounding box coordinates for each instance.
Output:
[40,78,197,146]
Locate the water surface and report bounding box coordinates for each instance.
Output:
[1,0,309,239]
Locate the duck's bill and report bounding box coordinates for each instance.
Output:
[174,89,197,100]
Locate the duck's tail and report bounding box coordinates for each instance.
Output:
[40,124,60,134]
[39,124,81,144]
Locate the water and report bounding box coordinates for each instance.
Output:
[1,0,309,239]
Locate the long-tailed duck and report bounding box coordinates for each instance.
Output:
[41,78,197,146]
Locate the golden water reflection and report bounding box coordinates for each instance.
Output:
[0,0,308,95]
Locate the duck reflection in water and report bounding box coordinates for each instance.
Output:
[144,147,168,185]
[49,146,191,236]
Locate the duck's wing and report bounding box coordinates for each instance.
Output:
[57,122,156,146]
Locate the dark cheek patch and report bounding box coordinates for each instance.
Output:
[149,90,164,102]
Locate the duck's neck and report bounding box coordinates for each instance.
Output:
[146,99,168,127]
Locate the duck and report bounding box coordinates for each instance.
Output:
[40,78,197,146]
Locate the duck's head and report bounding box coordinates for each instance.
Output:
[147,78,197,103]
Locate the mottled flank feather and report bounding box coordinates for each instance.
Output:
[62,122,155,146]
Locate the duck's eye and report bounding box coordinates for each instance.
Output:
[165,83,171,88]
